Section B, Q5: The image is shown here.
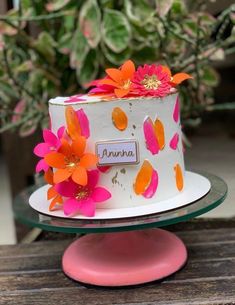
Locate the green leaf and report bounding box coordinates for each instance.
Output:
[0,80,19,100]
[77,49,99,87]
[102,8,131,53]
[124,0,154,26]
[69,28,89,69]
[132,46,159,64]
[102,44,132,65]
[33,32,56,63]
[45,0,71,12]
[155,0,174,17]
[58,33,73,54]
[171,0,187,16]
[21,0,31,10]
[79,0,101,48]
[183,19,197,37]
[201,66,220,87]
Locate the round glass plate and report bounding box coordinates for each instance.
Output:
[13,171,227,234]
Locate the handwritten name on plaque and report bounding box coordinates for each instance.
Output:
[96,139,139,166]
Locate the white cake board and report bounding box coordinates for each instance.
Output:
[29,171,211,220]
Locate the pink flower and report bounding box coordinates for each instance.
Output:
[34,127,65,173]
[55,170,111,217]
[132,64,171,97]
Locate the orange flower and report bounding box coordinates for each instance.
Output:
[99,60,135,98]
[161,65,193,86]
[44,137,98,186]
[44,169,63,211]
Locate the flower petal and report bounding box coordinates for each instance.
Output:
[98,165,111,173]
[36,159,49,173]
[133,160,153,195]
[71,136,86,157]
[59,139,72,156]
[105,68,122,83]
[143,117,159,155]
[161,65,172,77]
[72,166,87,186]
[114,88,130,98]
[34,143,51,157]
[79,198,96,217]
[79,153,98,168]
[87,170,99,189]
[173,96,180,123]
[92,187,111,202]
[63,198,80,216]
[174,163,184,191]
[112,107,128,130]
[170,133,179,150]
[121,60,135,79]
[43,129,58,147]
[49,195,63,211]
[47,186,57,200]
[76,109,90,139]
[54,180,77,197]
[44,152,66,168]
[44,168,54,185]
[143,170,158,199]
[57,126,65,139]
[154,119,165,150]
[99,79,119,88]
[172,73,192,85]
[53,168,71,184]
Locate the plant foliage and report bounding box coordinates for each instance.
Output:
[0,0,234,136]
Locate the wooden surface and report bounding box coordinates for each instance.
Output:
[0,220,234,305]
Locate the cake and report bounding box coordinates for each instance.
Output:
[34,60,192,217]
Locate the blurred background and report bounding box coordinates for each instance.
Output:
[0,0,234,244]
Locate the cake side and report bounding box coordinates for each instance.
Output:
[33,59,191,217]
[49,93,184,208]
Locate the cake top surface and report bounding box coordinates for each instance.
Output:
[49,60,192,105]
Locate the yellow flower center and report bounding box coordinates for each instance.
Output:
[76,187,90,200]
[141,75,161,90]
[122,79,131,90]
[65,155,80,170]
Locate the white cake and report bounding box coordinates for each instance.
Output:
[49,92,184,209]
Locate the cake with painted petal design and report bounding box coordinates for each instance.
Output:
[34,60,192,217]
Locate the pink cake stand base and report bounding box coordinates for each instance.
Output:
[62,228,187,286]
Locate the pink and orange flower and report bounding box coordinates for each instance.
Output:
[44,137,98,186]
[89,60,192,99]
[55,170,111,217]
[34,127,65,173]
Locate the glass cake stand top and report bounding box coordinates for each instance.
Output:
[13,172,227,234]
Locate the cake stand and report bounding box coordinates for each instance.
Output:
[13,172,227,287]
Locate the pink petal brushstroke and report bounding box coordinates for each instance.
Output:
[170,133,179,150]
[143,116,159,155]
[143,170,158,199]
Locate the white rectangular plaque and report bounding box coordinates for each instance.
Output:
[96,139,139,166]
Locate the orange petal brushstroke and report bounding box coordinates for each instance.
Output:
[154,119,165,150]
[174,163,184,191]
[65,106,81,140]
[133,160,153,195]
[112,107,128,131]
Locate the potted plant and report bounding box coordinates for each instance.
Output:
[0,0,234,193]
